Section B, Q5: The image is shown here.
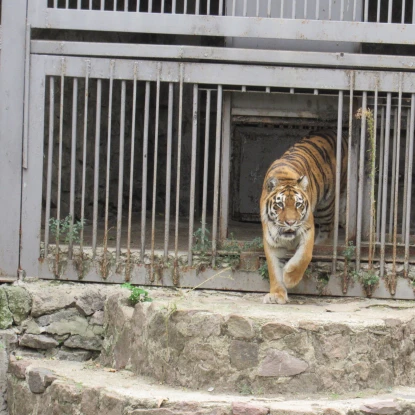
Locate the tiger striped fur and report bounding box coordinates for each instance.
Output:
[260,130,348,304]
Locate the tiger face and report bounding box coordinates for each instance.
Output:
[262,176,310,245]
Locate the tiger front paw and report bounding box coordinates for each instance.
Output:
[263,292,288,305]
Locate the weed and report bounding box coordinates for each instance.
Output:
[193,226,212,253]
[121,283,153,305]
[258,261,269,281]
[242,237,263,251]
[238,383,253,396]
[343,241,355,262]
[49,215,84,245]
[352,269,379,296]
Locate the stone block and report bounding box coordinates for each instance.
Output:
[258,350,308,377]
[27,367,57,393]
[360,401,401,414]
[56,348,93,362]
[232,402,269,415]
[19,334,59,350]
[226,315,254,340]
[64,334,103,351]
[0,289,13,330]
[261,322,296,340]
[4,287,32,325]
[8,358,31,379]
[229,341,258,370]
[75,289,105,316]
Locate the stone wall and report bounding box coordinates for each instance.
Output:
[0,280,124,415]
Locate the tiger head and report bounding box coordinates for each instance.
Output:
[262,176,311,243]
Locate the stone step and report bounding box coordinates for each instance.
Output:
[101,288,415,396]
[7,358,415,415]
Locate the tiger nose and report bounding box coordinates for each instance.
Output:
[285,219,296,226]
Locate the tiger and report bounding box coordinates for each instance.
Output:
[260,130,348,304]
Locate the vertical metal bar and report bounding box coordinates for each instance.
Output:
[151,65,161,278]
[80,61,90,254]
[377,0,381,21]
[116,81,126,262]
[356,91,367,271]
[113,0,116,11]
[388,0,393,22]
[413,0,415,23]
[66,0,69,9]
[174,65,184,270]
[292,0,296,18]
[141,82,150,259]
[126,64,138,281]
[101,0,104,10]
[212,86,223,267]
[340,0,344,20]
[103,61,115,270]
[281,0,284,18]
[364,0,369,21]
[161,0,165,13]
[389,108,398,241]
[125,0,128,11]
[329,0,332,20]
[54,0,58,8]
[77,0,81,9]
[332,91,343,274]
[267,0,271,17]
[315,0,319,20]
[304,0,307,18]
[149,0,153,12]
[183,0,187,14]
[402,108,410,240]
[188,84,199,265]
[207,0,211,15]
[172,0,176,13]
[56,59,65,260]
[353,0,357,21]
[44,78,55,258]
[219,93,232,241]
[92,80,102,257]
[380,93,392,278]
[89,0,93,10]
[376,106,385,241]
[136,0,141,11]
[404,95,415,276]
[343,72,354,293]
[164,83,174,258]
[391,76,403,294]
[243,0,247,16]
[195,0,199,14]
[201,90,211,245]
[22,24,31,169]
[68,77,78,260]
[402,0,406,23]
[232,0,236,16]
[368,88,378,269]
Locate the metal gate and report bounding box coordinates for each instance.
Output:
[2,0,415,299]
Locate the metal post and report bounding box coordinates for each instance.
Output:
[0,0,28,277]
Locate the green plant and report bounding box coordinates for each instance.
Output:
[352,269,379,288]
[49,215,84,245]
[343,241,355,262]
[242,237,263,251]
[121,283,153,305]
[193,226,212,253]
[259,261,269,281]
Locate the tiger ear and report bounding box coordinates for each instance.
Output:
[266,177,278,193]
[297,175,309,191]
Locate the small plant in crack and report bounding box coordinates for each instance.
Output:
[121,283,153,305]
[49,215,84,245]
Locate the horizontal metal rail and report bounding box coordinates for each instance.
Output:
[31,40,415,71]
[27,6,415,46]
[33,54,415,93]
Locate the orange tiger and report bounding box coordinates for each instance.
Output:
[260,130,348,304]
